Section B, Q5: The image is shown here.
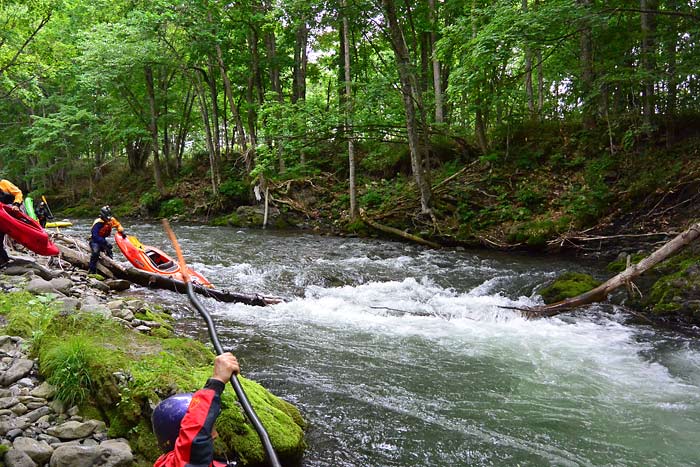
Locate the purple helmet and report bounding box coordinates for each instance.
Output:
[151,393,193,452]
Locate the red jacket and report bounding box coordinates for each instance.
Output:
[154,379,231,467]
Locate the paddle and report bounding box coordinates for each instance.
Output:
[161,219,282,467]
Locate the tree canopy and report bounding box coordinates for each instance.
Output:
[1,0,698,213]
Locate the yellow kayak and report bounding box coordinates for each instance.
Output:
[46,221,73,228]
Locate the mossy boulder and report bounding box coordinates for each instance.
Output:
[0,291,307,466]
[538,272,602,304]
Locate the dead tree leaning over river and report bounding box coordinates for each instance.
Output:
[526,222,700,318]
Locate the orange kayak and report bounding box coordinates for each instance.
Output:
[114,233,213,287]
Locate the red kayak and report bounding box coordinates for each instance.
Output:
[115,233,213,287]
[0,203,59,256]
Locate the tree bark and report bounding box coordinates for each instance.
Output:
[193,70,218,195]
[428,0,444,123]
[52,234,280,306]
[144,66,165,194]
[342,0,357,220]
[292,20,309,104]
[215,40,248,154]
[578,0,596,129]
[522,0,535,118]
[527,222,700,317]
[641,0,658,128]
[382,0,432,215]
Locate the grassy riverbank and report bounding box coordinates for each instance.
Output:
[0,280,306,466]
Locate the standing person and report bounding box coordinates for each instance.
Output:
[0,179,23,264]
[152,353,241,467]
[35,201,53,228]
[88,205,126,274]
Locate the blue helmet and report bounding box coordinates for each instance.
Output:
[151,393,193,452]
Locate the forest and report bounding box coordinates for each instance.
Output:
[1,0,700,249]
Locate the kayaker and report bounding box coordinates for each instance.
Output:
[88,205,126,274]
[152,352,241,467]
[0,179,23,264]
[36,201,53,228]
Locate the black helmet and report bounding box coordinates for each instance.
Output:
[152,393,194,452]
[100,205,112,221]
[38,201,46,208]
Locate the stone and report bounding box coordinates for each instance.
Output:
[0,359,34,385]
[10,403,27,415]
[30,382,56,399]
[81,304,111,318]
[3,448,37,467]
[26,277,72,295]
[0,415,29,436]
[12,437,53,464]
[104,280,131,292]
[87,278,111,293]
[48,442,133,467]
[21,406,51,423]
[110,308,134,321]
[46,420,97,439]
[0,397,20,410]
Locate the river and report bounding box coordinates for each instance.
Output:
[64,221,700,466]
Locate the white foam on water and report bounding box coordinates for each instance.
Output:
[214,275,700,408]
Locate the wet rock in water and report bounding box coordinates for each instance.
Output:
[104,279,130,291]
[48,439,133,467]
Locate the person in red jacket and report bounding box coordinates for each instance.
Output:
[152,353,240,467]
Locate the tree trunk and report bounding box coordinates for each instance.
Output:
[641,0,658,129]
[292,20,309,104]
[144,66,165,194]
[342,0,357,220]
[578,0,596,129]
[263,23,285,173]
[216,41,248,154]
[382,0,432,215]
[194,70,218,195]
[665,0,679,146]
[428,0,444,123]
[527,222,700,317]
[206,57,222,186]
[51,234,279,306]
[522,0,535,118]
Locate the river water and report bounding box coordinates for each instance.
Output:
[64,221,700,466]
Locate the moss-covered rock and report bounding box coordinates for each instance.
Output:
[0,292,307,466]
[538,272,602,304]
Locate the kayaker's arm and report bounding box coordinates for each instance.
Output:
[111,218,126,236]
[0,180,23,205]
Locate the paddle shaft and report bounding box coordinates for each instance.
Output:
[185,282,282,467]
[41,196,54,218]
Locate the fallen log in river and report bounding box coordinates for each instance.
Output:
[51,233,281,306]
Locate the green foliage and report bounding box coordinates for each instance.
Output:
[40,335,110,406]
[0,291,58,342]
[219,178,249,204]
[139,191,161,213]
[158,198,185,218]
[507,217,571,248]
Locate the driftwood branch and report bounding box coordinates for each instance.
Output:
[52,233,281,306]
[360,210,441,248]
[527,222,700,318]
